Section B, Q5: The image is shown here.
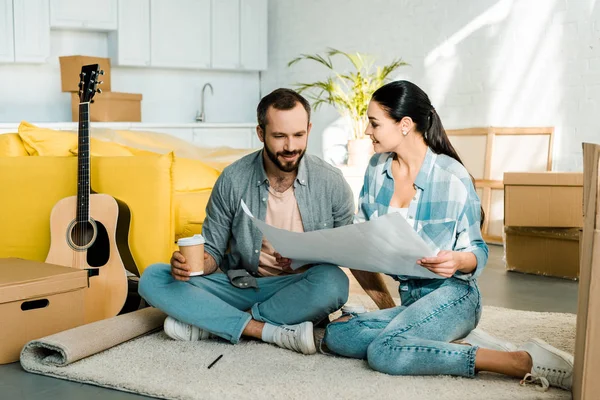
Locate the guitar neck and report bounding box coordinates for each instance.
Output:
[76,102,90,223]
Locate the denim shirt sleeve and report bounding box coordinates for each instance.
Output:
[202,172,233,267]
[333,173,355,227]
[453,181,488,280]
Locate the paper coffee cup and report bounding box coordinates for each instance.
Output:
[177,235,205,276]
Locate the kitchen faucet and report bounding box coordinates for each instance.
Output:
[195,83,214,122]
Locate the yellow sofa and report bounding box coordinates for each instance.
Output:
[0,122,254,275]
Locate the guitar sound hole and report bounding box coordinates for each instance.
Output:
[71,221,95,247]
[87,221,110,267]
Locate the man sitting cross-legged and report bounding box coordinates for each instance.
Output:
[139,88,355,354]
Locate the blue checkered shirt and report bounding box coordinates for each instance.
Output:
[356,147,488,281]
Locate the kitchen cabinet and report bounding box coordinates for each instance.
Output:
[240,0,267,71]
[108,0,151,67]
[49,0,118,31]
[0,0,14,62]
[13,0,50,63]
[211,0,240,69]
[150,0,211,69]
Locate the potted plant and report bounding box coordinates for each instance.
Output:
[288,48,408,167]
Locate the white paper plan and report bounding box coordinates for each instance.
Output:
[240,200,442,279]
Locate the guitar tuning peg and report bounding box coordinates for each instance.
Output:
[96,88,102,94]
[99,70,105,75]
[97,81,103,85]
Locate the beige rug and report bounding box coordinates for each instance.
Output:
[20,306,575,400]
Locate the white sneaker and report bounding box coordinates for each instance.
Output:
[271,322,316,355]
[460,328,518,352]
[163,316,212,341]
[519,338,574,391]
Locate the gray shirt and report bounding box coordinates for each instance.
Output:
[202,150,354,283]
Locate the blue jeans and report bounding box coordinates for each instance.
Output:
[139,263,349,344]
[324,277,482,377]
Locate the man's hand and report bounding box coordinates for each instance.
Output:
[274,252,293,272]
[170,251,213,281]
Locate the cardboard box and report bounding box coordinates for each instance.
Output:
[71,92,142,122]
[0,258,87,364]
[59,55,112,93]
[504,172,584,227]
[504,226,580,279]
[573,143,600,399]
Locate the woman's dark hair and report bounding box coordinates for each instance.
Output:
[372,80,485,227]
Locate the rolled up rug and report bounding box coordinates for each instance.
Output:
[20,307,166,368]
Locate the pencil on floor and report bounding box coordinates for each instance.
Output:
[207,354,223,369]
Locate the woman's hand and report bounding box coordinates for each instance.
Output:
[418,250,467,278]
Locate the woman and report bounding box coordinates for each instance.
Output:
[324,80,573,391]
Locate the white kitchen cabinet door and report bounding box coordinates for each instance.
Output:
[108,0,150,67]
[13,0,50,63]
[211,0,240,69]
[240,0,267,71]
[0,0,14,62]
[50,0,118,31]
[150,0,211,69]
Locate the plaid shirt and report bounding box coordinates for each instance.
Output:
[356,147,488,281]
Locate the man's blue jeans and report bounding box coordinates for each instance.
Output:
[139,263,349,343]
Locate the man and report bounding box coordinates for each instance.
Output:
[139,88,355,354]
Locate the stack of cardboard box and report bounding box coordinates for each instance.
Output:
[503,172,583,280]
[59,55,142,122]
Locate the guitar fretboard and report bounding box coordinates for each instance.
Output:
[76,102,90,223]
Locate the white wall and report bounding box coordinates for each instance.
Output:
[0,30,260,124]
[262,0,600,171]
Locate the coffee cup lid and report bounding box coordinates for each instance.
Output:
[177,235,205,246]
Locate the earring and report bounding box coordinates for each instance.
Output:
[402,129,408,136]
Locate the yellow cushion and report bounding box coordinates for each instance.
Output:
[91,128,256,170]
[69,140,134,157]
[125,146,159,156]
[0,153,175,275]
[18,121,132,157]
[0,133,28,156]
[173,157,220,192]
[173,189,211,240]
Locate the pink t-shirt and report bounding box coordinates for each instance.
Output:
[258,185,305,276]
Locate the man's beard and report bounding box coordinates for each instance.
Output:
[264,143,305,173]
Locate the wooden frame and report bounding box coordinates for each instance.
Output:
[447,127,554,244]
[573,143,600,399]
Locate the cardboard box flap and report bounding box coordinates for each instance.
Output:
[504,226,581,241]
[0,258,87,304]
[504,172,583,186]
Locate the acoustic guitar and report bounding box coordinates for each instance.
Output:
[46,64,137,323]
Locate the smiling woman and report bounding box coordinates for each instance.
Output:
[323,80,575,393]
